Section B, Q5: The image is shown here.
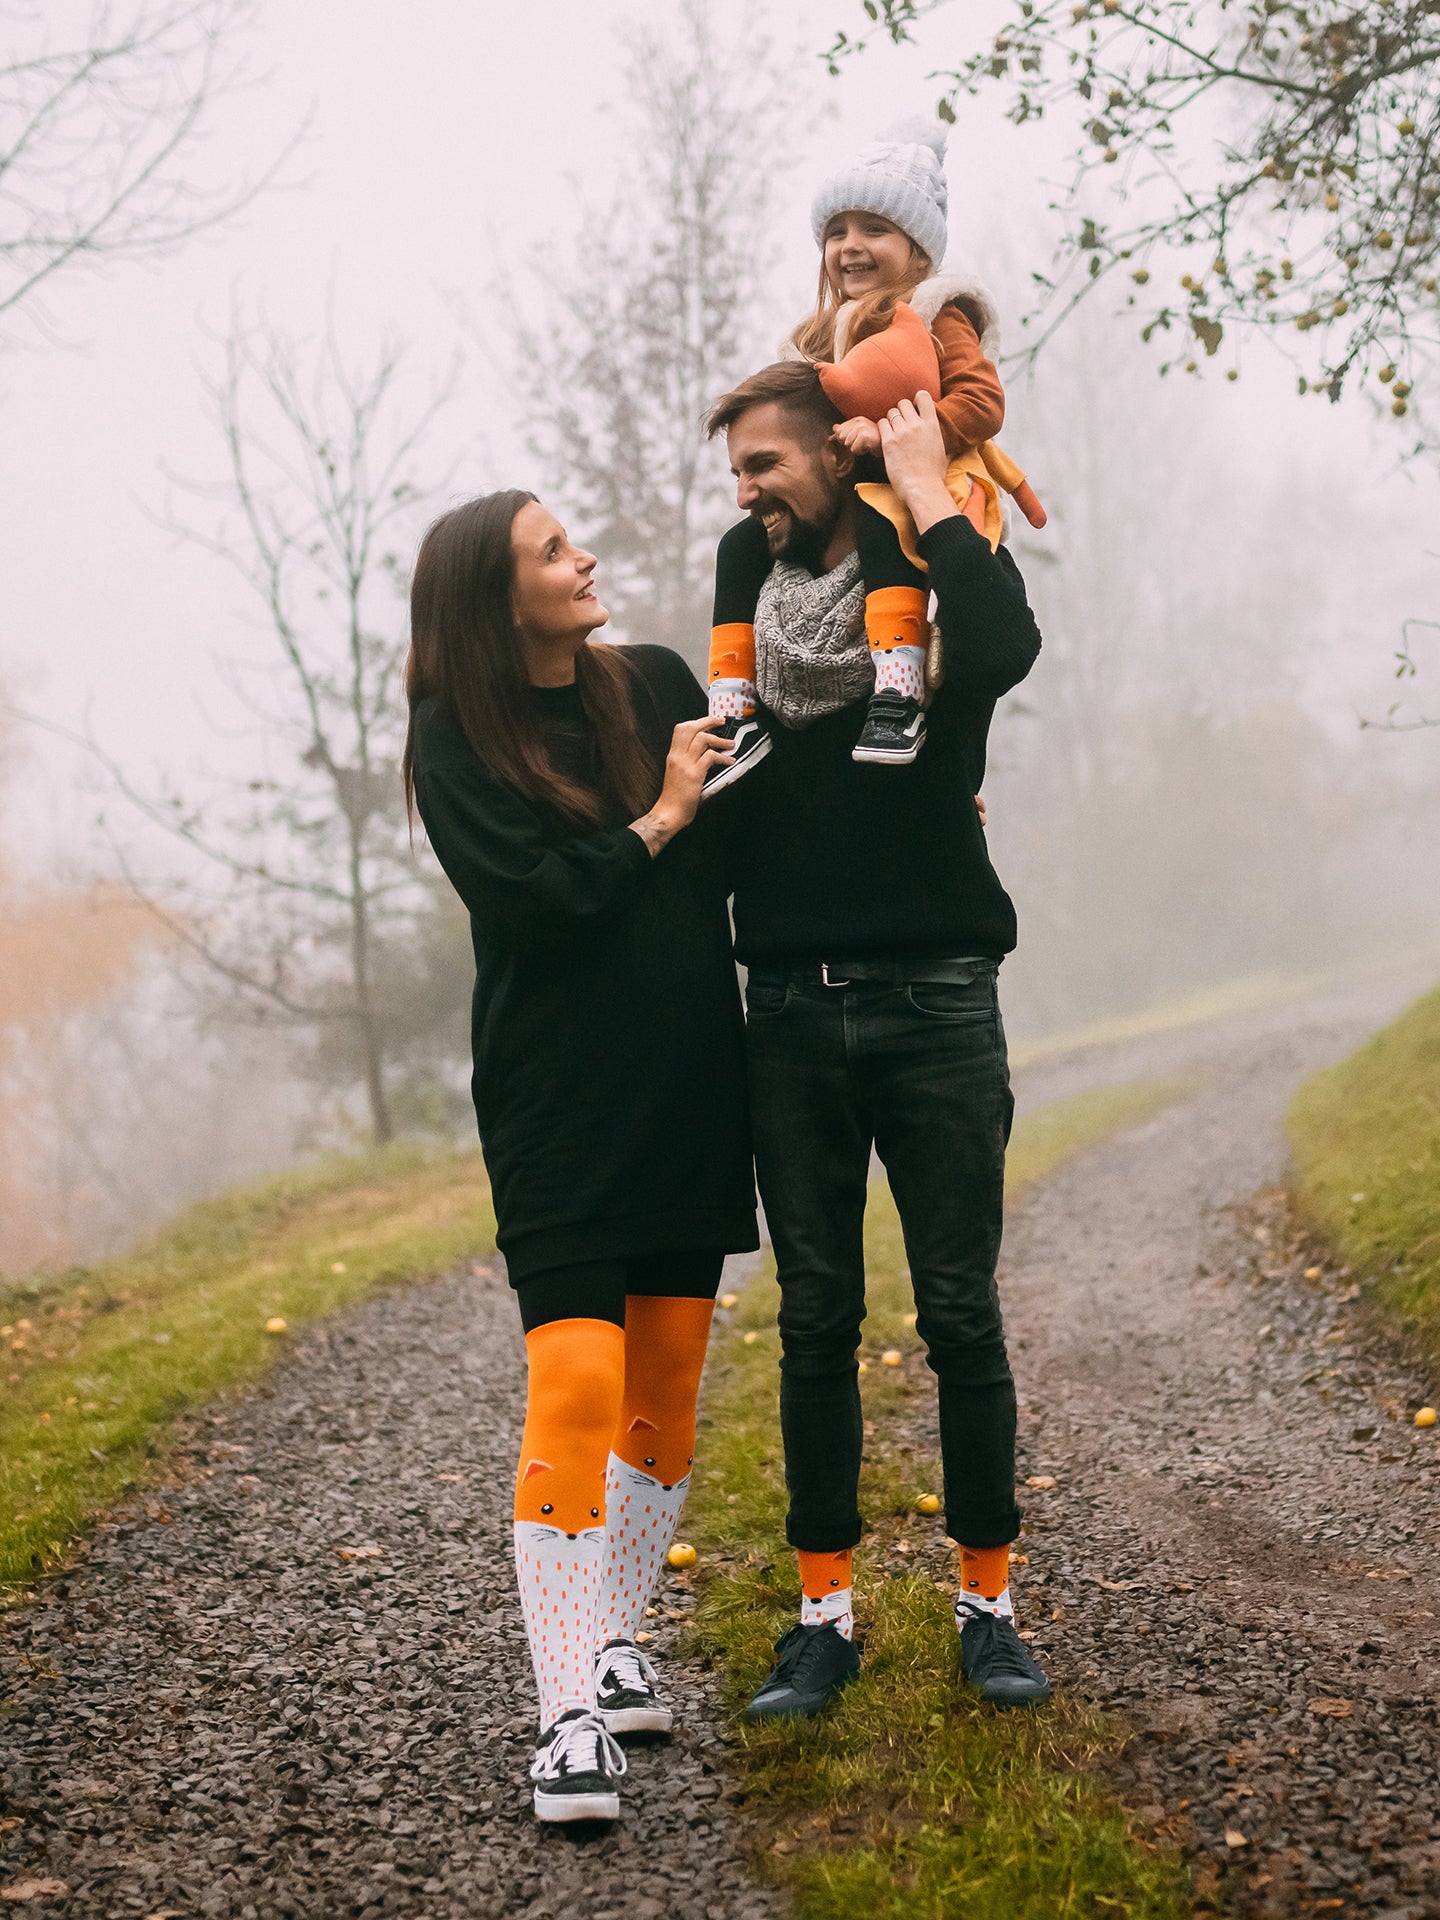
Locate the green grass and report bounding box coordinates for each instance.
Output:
[686,1074,1200,1920]
[0,1143,495,1595]
[1288,979,1440,1362]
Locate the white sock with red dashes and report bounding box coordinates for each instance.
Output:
[594,1453,689,1647]
[513,1520,604,1730]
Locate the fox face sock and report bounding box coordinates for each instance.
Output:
[798,1547,854,1641]
[514,1318,626,1728]
[954,1543,1014,1624]
[708,622,758,720]
[871,645,925,702]
[594,1295,713,1650]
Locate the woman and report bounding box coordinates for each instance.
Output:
[402,490,756,1826]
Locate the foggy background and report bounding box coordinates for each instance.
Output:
[4,0,1438,1275]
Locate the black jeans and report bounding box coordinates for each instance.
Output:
[745,962,1020,1552]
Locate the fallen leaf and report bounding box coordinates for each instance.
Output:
[880,1349,902,1366]
[1096,1578,1143,1591]
[335,1544,385,1562]
[145,1909,186,1918]
[1224,1829,1248,1849]
[634,1630,654,1644]
[1025,1475,1057,1490]
[1304,1265,1322,1280]
[1308,1696,1354,1717]
[2,1882,70,1903]
[0,1820,21,1835]
[434,1472,464,1483]
[264,1317,287,1334]
[719,1292,738,1309]
[331,1261,347,1274]
[741,1330,759,1345]
[902,1311,917,1328]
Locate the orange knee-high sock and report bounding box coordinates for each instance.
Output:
[596,1295,714,1647]
[957,1544,1012,1622]
[513,1318,626,1728]
[798,1548,854,1639]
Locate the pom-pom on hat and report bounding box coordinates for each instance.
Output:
[811,114,949,268]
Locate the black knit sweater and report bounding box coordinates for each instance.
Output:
[725,515,1042,965]
[411,645,758,1283]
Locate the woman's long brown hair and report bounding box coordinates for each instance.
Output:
[402,490,658,829]
[790,230,933,363]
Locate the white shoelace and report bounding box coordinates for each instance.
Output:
[596,1640,659,1696]
[530,1711,628,1784]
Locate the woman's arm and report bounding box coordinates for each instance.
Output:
[416,714,732,931]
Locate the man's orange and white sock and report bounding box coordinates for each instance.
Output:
[953,1544,1014,1624]
[798,1548,854,1640]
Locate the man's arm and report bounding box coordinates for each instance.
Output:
[878,393,1042,700]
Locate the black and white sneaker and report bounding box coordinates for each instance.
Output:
[700,713,772,799]
[744,1622,861,1721]
[852,689,926,764]
[595,1637,673,1736]
[529,1708,627,1823]
[956,1603,1053,1708]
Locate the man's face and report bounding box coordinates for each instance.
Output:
[725,402,850,564]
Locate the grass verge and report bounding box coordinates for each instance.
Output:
[686,1073,1200,1920]
[0,1143,495,1595]
[1288,978,1440,1365]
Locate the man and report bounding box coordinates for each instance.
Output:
[705,364,1051,1715]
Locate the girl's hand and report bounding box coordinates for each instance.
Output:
[629,717,734,855]
[833,416,882,456]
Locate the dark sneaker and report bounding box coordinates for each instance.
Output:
[745,1622,861,1721]
[529,1708,627,1823]
[852,689,926,765]
[701,713,771,798]
[595,1637,673,1737]
[956,1603,1053,1708]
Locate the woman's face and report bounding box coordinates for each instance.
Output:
[823,211,915,302]
[509,500,608,646]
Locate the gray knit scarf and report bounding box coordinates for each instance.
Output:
[754,550,868,730]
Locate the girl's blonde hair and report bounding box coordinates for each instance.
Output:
[790,221,933,363]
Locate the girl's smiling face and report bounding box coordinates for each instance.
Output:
[823,211,916,301]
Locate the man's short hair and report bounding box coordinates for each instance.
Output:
[704,361,842,446]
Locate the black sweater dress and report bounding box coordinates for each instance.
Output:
[411,643,758,1285]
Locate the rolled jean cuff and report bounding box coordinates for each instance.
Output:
[945,1502,1021,1550]
[785,1514,865,1553]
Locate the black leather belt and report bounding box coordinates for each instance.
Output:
[750,957,997,990]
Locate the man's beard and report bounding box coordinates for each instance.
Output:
[756,499,839,574]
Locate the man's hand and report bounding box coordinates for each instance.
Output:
[877,391,958,538]
[832,416,882,456]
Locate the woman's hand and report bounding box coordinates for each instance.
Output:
[833,416,882,456]
[629,717,734,856]
[877,391,957,536]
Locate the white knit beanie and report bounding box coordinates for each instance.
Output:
[810,114,949,268]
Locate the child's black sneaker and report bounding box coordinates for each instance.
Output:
[852,689,926,764]
[955,1602,1053,1708]
[529,1708,627,1823]
[595,1637,673,1736]
[744,1622,860,1721]
[701,713,771,798]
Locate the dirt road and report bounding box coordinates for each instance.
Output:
[995,971,1440,1918]
[3,968,1436,1918]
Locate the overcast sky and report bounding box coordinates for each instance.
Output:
[4,0,1438,874]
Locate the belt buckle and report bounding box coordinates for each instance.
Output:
[821,963,850,988]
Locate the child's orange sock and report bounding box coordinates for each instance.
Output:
[708,623,758,720]
[865,587,928,703]
[798,1547,854,1640]
[955,1543,1013,1624]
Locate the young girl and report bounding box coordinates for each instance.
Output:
[704,117,1044,785]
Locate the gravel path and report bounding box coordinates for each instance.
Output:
[0,1258,784,1919]
[901,969,1440,1918]
[4,967,1436,1918]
